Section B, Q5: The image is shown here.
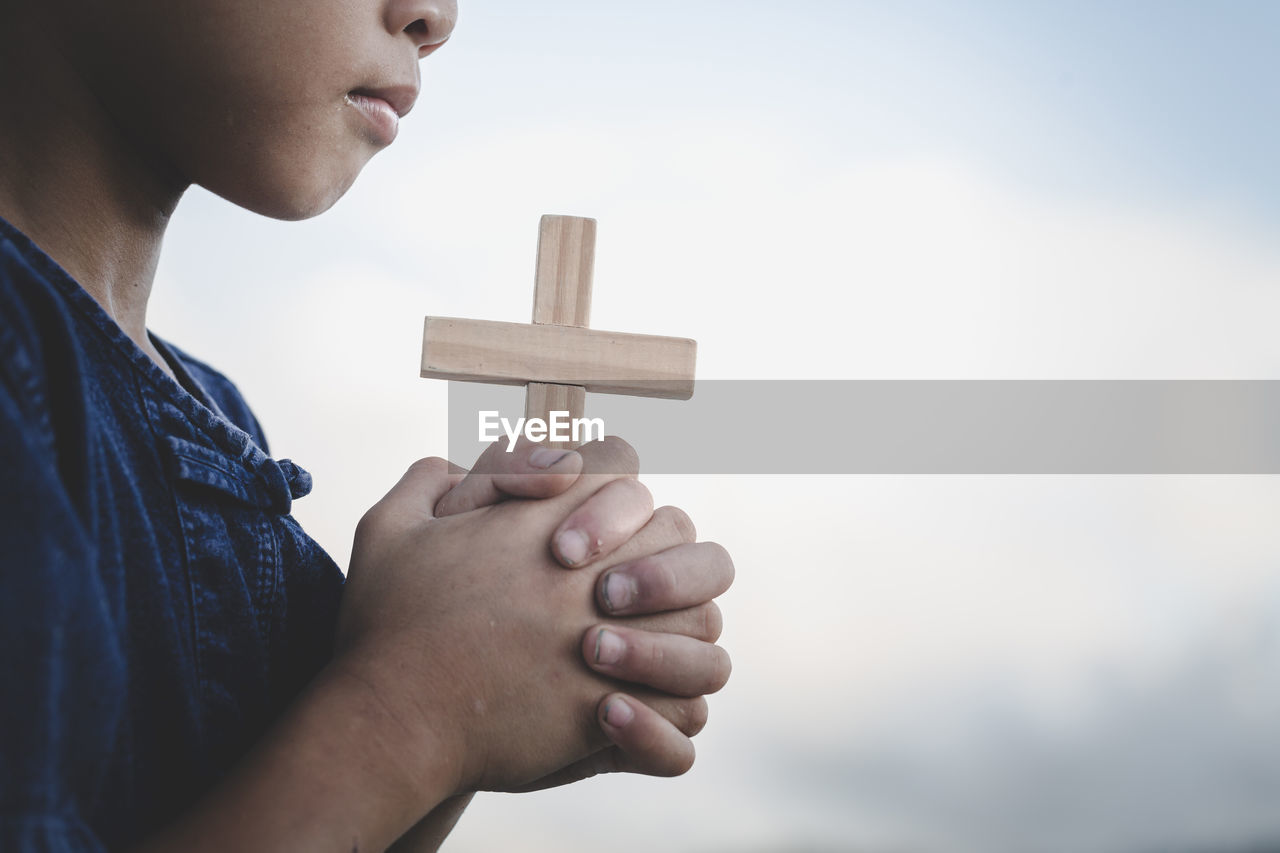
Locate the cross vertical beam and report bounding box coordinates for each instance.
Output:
[527,216,595,446]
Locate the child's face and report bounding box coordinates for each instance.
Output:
[67,0,457,220]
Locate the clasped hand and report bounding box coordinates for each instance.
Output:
[337,436,734,803]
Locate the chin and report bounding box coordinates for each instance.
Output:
[201,152,368,222]
[250,186,351,222]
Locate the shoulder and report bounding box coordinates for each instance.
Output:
[161,342,273,453]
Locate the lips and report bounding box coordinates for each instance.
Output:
[346,84,419,146]
[351,85,419,119]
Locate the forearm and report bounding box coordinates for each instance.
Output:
[133,660,458,853]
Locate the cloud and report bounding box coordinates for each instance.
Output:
[746,605,1280,853]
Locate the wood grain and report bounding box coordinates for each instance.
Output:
[528,215,596,435]
[419,213,698,453]
[532,215,595,328]
[421,317,696,400]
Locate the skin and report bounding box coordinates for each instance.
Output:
[137,441,731,852]
[0,0,453,368]
[0,0,735,850]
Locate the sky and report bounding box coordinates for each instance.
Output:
[149,3,1280,851]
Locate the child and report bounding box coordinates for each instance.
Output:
[0,1,734,850]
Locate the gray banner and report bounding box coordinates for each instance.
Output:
[446,381,1280,474]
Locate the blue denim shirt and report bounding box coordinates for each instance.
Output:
[0,216,345,851]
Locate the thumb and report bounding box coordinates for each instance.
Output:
[434,436,583,517]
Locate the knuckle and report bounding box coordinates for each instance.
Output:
[353,507,382,544]
[618,476,655,513]
[602,435,639,475]
[633,554,679,605]
[683,696,709,737]
[655,505,697,545]
[701,602,724,642]
[470,439,501,470]
[670,748,696,777]
[708,646,732,693]
[643,635,666,674]
[707,541,735,583]
[408,456,447,476]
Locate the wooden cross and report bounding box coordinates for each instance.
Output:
[420,214,697,450]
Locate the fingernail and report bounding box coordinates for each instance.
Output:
[529,448,573,469]
[602,572,636,612]
[594,628,626,666]
[557,529,591,565]
[602,696,635,728]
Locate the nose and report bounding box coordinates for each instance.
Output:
[386,0,458,57]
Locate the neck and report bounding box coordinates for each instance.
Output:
[0,6,188,371]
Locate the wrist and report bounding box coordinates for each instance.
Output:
[136,657,462,853]
[324,650,468,813]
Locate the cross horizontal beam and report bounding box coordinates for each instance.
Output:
[421,316,696,400]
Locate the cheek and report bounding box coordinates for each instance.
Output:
[73,0,383,219]
[188,101,377,220]
[168,51,379,220]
